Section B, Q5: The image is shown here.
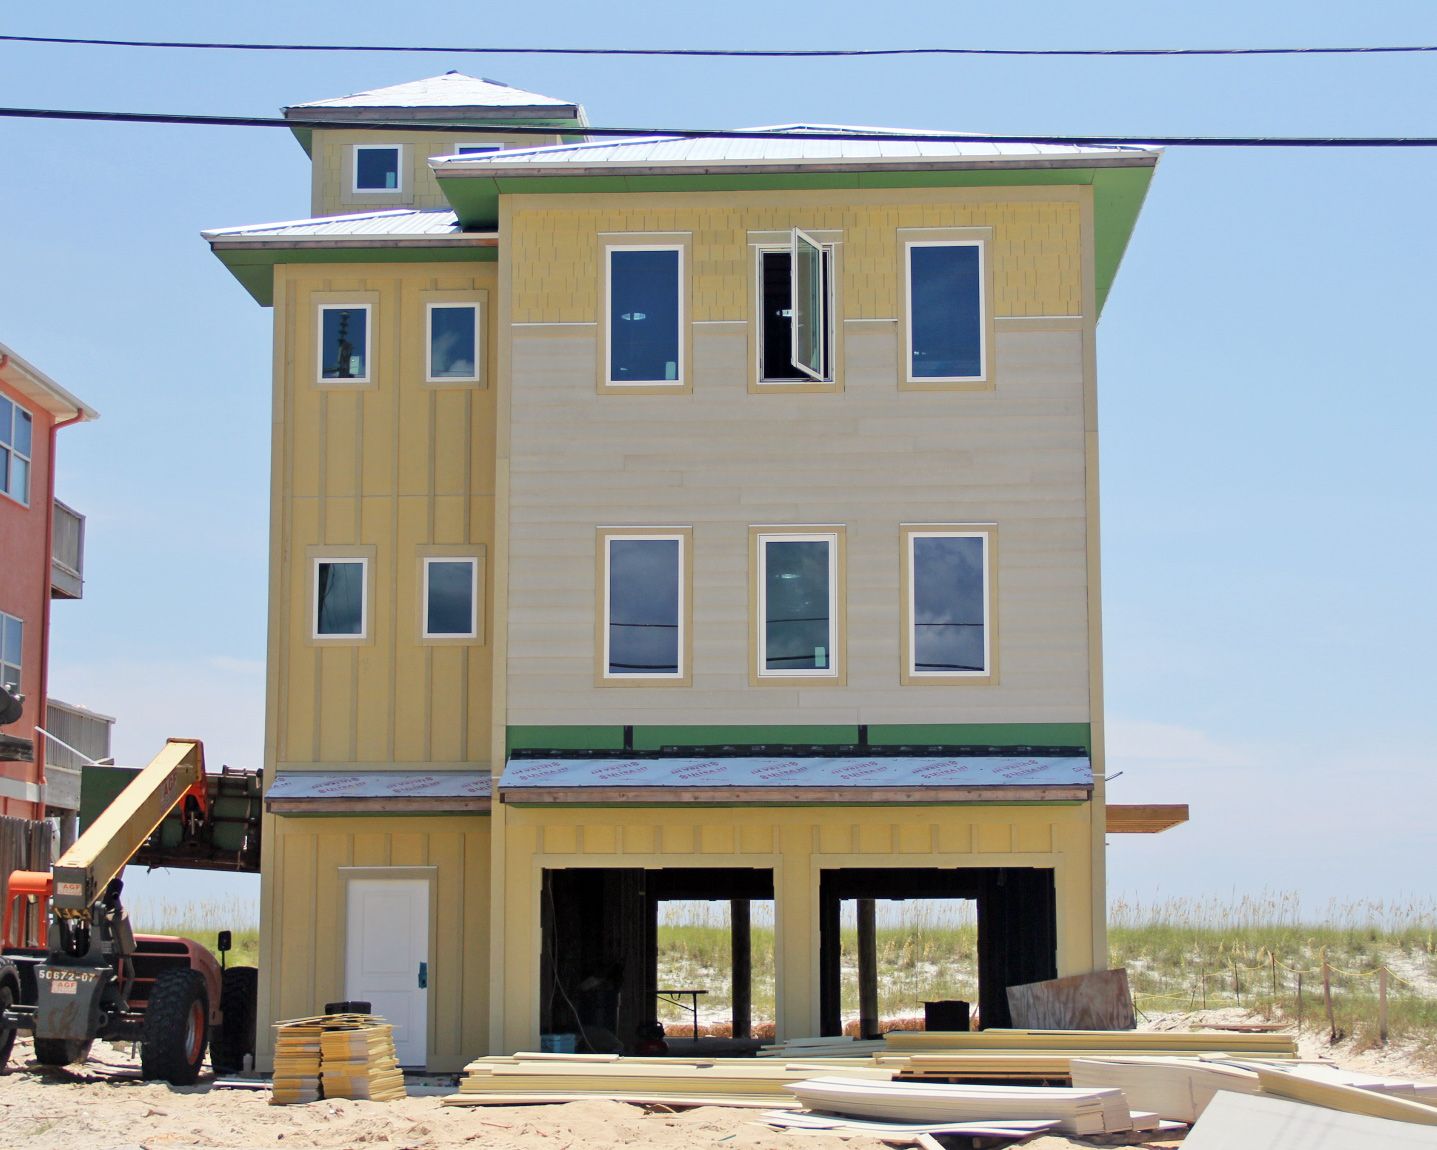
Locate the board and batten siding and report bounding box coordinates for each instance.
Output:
[257,815,491,1073]
[268,262,496,769]
[502,189,1095,729]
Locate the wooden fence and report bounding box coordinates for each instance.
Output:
[1,815,52,947]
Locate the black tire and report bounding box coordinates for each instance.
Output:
[33,1037,93,1066]
[0,975,16,1072]
[210,966,258,1075]
[141,968,210,1085]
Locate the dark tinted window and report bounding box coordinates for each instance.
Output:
[426,560,475,636]
[320,307,368,380]
[609,250,680,382]
[912,535,986,672]
[764,539,832,671]
[608,538,681,674]
[909,244,983,379]
[316,561,364,636]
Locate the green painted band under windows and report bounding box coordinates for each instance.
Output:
[505,723,1090,754]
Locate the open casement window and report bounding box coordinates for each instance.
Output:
[901,525,998,685]
[598,529,689,684]
[754,530,843,682]
[790,229,829,380]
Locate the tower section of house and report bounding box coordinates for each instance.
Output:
[434,129,1160,1054]
[210,78,1165,1072]
[0,343,95,823]
[207,75,586,1073]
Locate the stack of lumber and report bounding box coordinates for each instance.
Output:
[319,1021,406,1101]
[1235,1060,1437,1102]
[269,1014,405,1105]
[1185,1090,1437,1149]
[1252,1066,1437,1127]
[443,1053,895,1108]
[762,1110,1060,1140]
[788,1074,1147,1137]
[1069,1056,1261,1122]
[270,1019,324,1105]
[757,1035,888,1059]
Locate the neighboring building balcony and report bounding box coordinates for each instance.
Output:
[51,498,85,600]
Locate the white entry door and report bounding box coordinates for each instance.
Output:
[345,877,429,1066]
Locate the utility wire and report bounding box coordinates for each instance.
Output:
[1,105,1435,147]
[3,33,1437,58]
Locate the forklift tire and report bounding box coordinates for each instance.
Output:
[33,1037,94,1067]
[210,965,258,1075]
[141,968,210,1085]
[0,976,16,1071]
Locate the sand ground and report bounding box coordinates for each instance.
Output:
[3,1012,1433,1150]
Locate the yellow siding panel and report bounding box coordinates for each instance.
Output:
[1015,822,1054,854]
[896,821,933,854]
[582,824,617,854]
[976,822,1014,854]
[700,824,736,854]
[856,822,894,855]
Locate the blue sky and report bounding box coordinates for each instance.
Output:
[2,3,1434,920]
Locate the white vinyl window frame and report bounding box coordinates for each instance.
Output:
[902,237,990,387]
[352,143,404,194]
[316,302,373,385]
[601,242,688,392]
[753,529,843,683]
[312,556,370,641]
[0,395,33,506]
[421,556,480,640]
[753,236,837,389]
[424,301,482,383]
[900,524,998,686]
[0,610,22,692]
[597,527,691,686]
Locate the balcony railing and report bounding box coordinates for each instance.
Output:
[51,499,85,600]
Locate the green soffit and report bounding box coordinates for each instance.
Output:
[213,245,496,306]
[437,164,1156,315]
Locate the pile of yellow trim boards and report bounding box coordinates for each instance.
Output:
[442,1028,1437,1147]
[270,1014,405,1105]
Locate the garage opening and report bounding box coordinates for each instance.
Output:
[540,867,774,1054]
[819,867,1056,1034]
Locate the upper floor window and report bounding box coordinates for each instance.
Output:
[756,229,836,388]
[353,144,402,193]
[318,304,371,383]
[314,558,367,639]
[901,525,997,685]
[605,245,684,389]
[426,303,481,383]
[0,394,32,505]
[423,557,479,639]
[599,529,689,684]
[0,611,21,692]
[455,143,502,156]
[753,529,844,683]
[903,238,988,387]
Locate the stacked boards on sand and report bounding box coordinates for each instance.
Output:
[788,1074,1152,1137]
[445,1054,896,1108]
[270,1014,405,1105]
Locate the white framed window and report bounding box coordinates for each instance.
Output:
[317,304,371,383]
[0,611,22,692]
[0,393,33,506]
[425,302,481,383]
[604,244,685,388]
[901,525,997,685]
[598,529,689,684]
[353,144,402,193]
[754,230,836,387]
[455,143,503,156]
[422,557,479,639]
[903,238,988,385]
[753,529,843,682]
[313,558,368,639]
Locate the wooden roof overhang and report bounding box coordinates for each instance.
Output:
[1106,803,1190,833]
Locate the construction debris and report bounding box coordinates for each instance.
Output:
[1006,969,1137,1031]
[270,1014,406,1105]
[1185,1090,1437,1149]
[760,1110,1060,1139]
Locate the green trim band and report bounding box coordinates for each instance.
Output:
[506,723,1091,754]
[214,245,497,306]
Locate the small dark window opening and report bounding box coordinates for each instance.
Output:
[761,248,831,381]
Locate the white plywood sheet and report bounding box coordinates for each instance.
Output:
[1185,1091,1437,1150]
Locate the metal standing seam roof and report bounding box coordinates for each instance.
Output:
[431,129,1160,174]
[284,71,583,117]
[201,209,488,245]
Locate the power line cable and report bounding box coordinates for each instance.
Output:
[2,105,1435,147]
[3,33,1437,58]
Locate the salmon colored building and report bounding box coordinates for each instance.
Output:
[0,343,95,819]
